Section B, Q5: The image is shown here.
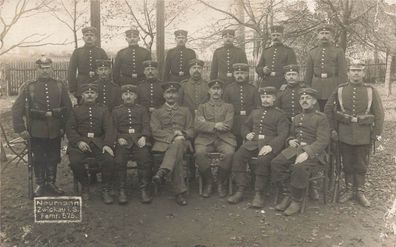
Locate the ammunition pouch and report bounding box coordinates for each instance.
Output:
[357,114,375,125]
[336,111,374,125]
[30,109,47,119]
[335,111,351,124]
[30,107,65,119]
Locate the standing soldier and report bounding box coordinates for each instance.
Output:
[223,63,261,146]
[68,27,108,97]
[277,64,305,120]
[151,82,194,206]
[136,60,164,113]
[227,87,289,207]
[113,28,151,86]
[210,29,248,85]
[93,59,121,111]
[271,88,330,216]
[194,79,236,198]
[305,24,347,111]
[113,85,153,204]
[66,84,115,204]
[163,30,196,82]
[324,60,384,207]
[256,25,297,89]
[12,56,72,197]
[179,58,209,115]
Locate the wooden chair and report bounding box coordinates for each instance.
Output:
[0,122,28,170]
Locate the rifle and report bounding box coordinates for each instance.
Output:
[332,138,342,203]
[24,87,34,200]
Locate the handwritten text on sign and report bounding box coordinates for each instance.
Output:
[34,197,82,223]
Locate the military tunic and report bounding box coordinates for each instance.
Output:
[163,46,196,82]
[67,45,108,95]
[256,44,297,89]
[194,100,236,172]
[210,44,248,85]
[113,45,151,86]
[93,79,122,112]
[232,106,289,189]
[277,83,306,120]
[179,78,209,115]
[271,109,330,190]
[223,81,261,143]
[150,103,194,194]
[304,44,347,101]
[136,79,164,112]
[324,82,384,187]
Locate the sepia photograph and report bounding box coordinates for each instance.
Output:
[0,0,396,246]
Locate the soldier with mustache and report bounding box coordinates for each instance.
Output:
[304,24,347,111]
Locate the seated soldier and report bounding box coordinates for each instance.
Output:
[113,84,153,204]
[271,88,330,216]
[66,84,115,204]
[151,82,194,206]
[194,79,236,198]
[228,87,289,208]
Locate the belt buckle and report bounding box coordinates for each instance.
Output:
[132,73,137,78]
[128,128,135,134]
[321,73,328,79]
[87,132,94,138]
[226,72,233,78]
[258,134,265,140]
[179,71,184,76]
[45,111,53,117]
[240,110,246,116]
[270,72,276,77]
[351,117,358,123]
[89,71,95,78]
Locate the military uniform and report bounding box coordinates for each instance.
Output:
[68,27,108,95]
[151,82,194,202]
[325,77,384,206]
[113,42,151,85]
[12,57,72,196]
[304,25,347,110]
[277,83,305,120]
[271,88,330,215]
[66,84,115,201]
[229,87,289,205]
[136,78,164,112]
[223,64,261,145]
[113,85,152,204]
[163,30,196,82]
[210,30,248,85]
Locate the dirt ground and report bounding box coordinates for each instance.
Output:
[1,85,396,247]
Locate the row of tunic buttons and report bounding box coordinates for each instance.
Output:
[131,48,136,74]
[102,84,107,105]
[239,85,245,108]
[352,87,357,116]
[128,108,133,127]
[179,50,183,73]
[226,48,231,73]
[89,49,93,71]
[321,48,326,70]
[297,114,304,142]
[291,89,296,116]
[150,83,154,105]
[88,107,94,130]
[258,110,267,133]
[44,83,50,110]
[271,48,278,70]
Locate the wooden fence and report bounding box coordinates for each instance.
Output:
[0,60,388,96]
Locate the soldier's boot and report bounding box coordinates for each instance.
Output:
[152,168,170,186]
[339,174,354,203]
[355,174,370,207]
[309,180,320,201]
[118,170,128,205]
[102,184,114,204]
[33,164,46,197]
[139,169,153,204]
[216,167,228,198]
[201,169,213,198]
[251,175,267,208]
[275,182,291,211]
[227,187,244,204]
[81,184,90,201]
[46,164,64,196]
[284,187,304,216]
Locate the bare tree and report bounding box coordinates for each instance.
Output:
[0,0,69,56]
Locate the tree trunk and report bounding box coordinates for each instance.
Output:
[235,0,245,50]
[384,50,392,96]
[156,0,165,80]
[90,0,101,47]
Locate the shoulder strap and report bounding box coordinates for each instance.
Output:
[337,87,345,112]
[366,86,373,114]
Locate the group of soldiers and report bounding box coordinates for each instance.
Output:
[12,23,384,216]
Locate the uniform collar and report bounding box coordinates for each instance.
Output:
[129,44,139,48]
[348,81,364,87]
[83,44,96,49]
[165,102,178,110]
[224,44,234,48]
[302,108,315,114]
[208,99,223,106]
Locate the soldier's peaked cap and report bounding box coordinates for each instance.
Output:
[125,28,139,37]
[270,25,284,33]
[232,63,249,72]
[82,26,97,35]
[80,83,98,93]
[222,29,236,36]
[162,82,181,92]
[95,59,112,68]
[317,24,334,33]
[208,79,224,89]
[299,88,319,99]
[259,86,277,96]
[36,55,52,68]
[283,64,299,73]
[174,30,188,37]
[121,84,138,93]
[188,58,204,67]
[143,60,158,68]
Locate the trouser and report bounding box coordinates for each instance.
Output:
[232,145,276,191]
[271,153,321,200]
[194,139,235,173]
[317,99,327,112]
[339,142,370,188]
[159,139,188,194]
[31,137,61,185]
[115,144,152,190]
[68,144,114,186]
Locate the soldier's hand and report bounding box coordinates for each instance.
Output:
[77,141,91,152]
[103,145,114,157]
[288,139,299,148]
[295,152,308,165]
[174,130,183,136]
[215,122,229,131]
[174,135,185,142]
[137,136,146,148]
[376,135,382,142]
[246,132,255,141]
[262,66,271,75]
[118,138,128,146]
[258,145,272,156]
[19,130,30,140]
[331,130,338,141]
